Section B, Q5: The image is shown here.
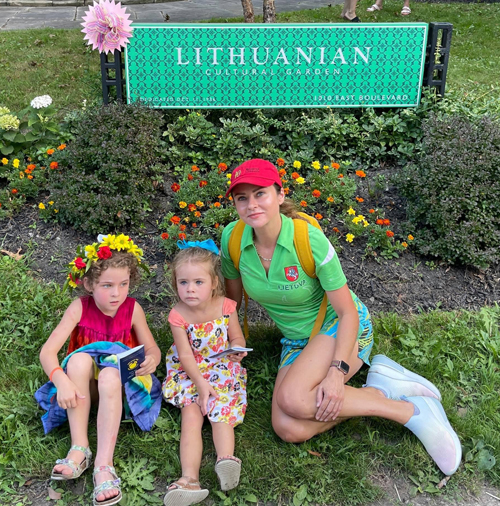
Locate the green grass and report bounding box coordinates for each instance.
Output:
[1,255,499,505]
[1,2,500,112]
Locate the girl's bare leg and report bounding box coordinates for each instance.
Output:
[178,403,205,483]
[93,367,123,503]
[52,353,95,476]
[211,422,235,458]
[272,334,414,442]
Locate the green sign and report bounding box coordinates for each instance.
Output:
[125,23,428,108]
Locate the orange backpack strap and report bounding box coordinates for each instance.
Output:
[227,219,249,338]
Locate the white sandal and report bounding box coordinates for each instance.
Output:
[367,3,381,11]
[401,6,411,15]
[51,445,92,481]
[215,456,241,492]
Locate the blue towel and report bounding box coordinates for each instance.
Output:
[35,341,161,433]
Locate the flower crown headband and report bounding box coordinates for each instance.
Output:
[65,234,145,290]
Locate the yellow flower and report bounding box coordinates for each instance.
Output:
[196,201,204,208]
[38,202,45,210]
[295,177,305,185]
[19,171,24,179]
[13,159,20,168]
[323,165,330,170]
[226,173,232,179]
[179,201,187,209]
[54,209,59,213]
[363,220,369,227]
[402,242,408,248]
[311,161,320,170]
[49,201,54,205]
[408,235,414,241]
[127,243,143,260]
[85,244,98,260]
[346,233,355,243]
[114,234,130,251]
[68,279,77,288]
[100,234,117,248]
[293,160,301,169]
[1,158,8,165]
[347,207,356,215]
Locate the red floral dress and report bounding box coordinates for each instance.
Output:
[162,298,247,427]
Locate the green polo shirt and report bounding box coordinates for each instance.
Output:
[221,214,349,340]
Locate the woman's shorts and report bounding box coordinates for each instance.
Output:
[279,297,373,369]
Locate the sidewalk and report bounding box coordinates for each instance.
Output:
[0,0,339,31]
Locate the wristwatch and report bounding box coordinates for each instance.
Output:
[330,359,350,375]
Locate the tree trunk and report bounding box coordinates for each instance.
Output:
[263,0,276,23]
[241,0,255,23]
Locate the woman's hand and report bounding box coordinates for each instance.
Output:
[136,354,157,376]
[56,376,85,410]
[315,368,345,422]
[196,381,219,416]
[227,352,247,362]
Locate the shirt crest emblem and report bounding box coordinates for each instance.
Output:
[284,266,299,282]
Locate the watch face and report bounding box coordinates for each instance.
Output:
[340,361,350,374]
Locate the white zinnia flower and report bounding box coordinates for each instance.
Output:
[30,95,53,109]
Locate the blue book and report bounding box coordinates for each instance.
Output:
[117,345,145,384]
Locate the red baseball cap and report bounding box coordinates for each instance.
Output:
[226,159,282,197]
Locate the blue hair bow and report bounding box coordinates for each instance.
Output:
[177,239,220,256]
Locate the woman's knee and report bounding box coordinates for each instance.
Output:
[275,387,309,419]
[66,352,94,379]
[272,419,312,444]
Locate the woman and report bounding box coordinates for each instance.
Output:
[220,159,461,476]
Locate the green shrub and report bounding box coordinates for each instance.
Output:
[398,113,500,268]
[46,102,165,234]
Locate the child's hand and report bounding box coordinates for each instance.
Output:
[227,352,247,362]
[135,355,157,376]
[56,377,85,410]
[196,381,219,416]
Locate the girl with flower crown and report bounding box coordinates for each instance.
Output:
[37,234,161,506]
[162,240,247,506]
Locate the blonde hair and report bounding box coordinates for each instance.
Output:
[274,185,308,221]
[170,247,225,299]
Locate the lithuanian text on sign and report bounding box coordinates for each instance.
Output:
[125,23,428,108]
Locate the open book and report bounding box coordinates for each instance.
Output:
[211,346,253,360]
[117,345,145,384]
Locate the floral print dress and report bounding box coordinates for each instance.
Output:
[162,298,247,427]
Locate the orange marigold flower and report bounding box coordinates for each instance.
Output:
[276,158,285,167]
[408,234,414,241]
[170,216,181,225]
[218,163,227,171]
[283,187,290,195]
[279,169,286,177]
[180,224,186,231]
[188,174,194,181]
[333,227,340,233]
[218,195,223,199]
[46,149,55,155]
[214,202,221,208]
[228,196,233,201]
[327,196,334,203]
[312,189,321,198]
[356,170,366,178]
[315,213,323,220]
[179,233,187,240]
[57,144,66,151]
[161,232,169,240]
[192,223,197,228]
[50,162,58,170]
[191,165,200,172]
[386,230,395,238]
[300,200,307,207]
[369,209,375,214]
[338,174,344,178]
[171,183,181,192]
[199,180,208,188]
[291,172,300,180]
[11,189,18,194]
[402,242,408,248]
[188,204,197,212]
[214,223,220,228]
[27,164,36,171]
[383,219,390,226]
[376,219,384,225]
[28,175,33,179]
[331,162,340,170]
[355,197,364,203]
[194,211,201,218]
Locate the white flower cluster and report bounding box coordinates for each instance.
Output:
[0,106,10,115]
[0,113,20,131]
[30,95,53,109]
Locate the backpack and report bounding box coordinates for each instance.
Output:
[227,212,328,341]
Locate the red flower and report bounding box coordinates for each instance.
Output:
[279,169,286,177]
[179,224,186,231]
[50,162,58,170]
[214,223,220,228]
[338,174,344,178]
[188,204,197,212]
[369,209,375,214]
[97,246,112,260]
[218,163,227,171]
[191,165,200,172]
[188,174,194,181]
[74,257,86,270]
[170,216,181,225]
[315,213,323,220]
[291,172,300,180]
[383,219,390,226]
[221,406,231,416]
[199,180,208,188]
[11,189,18,194]
[283,187,290,195]
[356,170,366,178]
[171,183,180,192]
[27,164,36,171]
[192,223,197,228]
[276,158,285,167]
[194,211,201,218]
[161,232,169,240]
[179,233,187,240]
[376,219,384,225]
[312,189,321,198]
[300,200,307,207]
[386,230,395,238]
[333,227,340,233]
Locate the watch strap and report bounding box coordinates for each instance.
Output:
[330,359,349,375]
